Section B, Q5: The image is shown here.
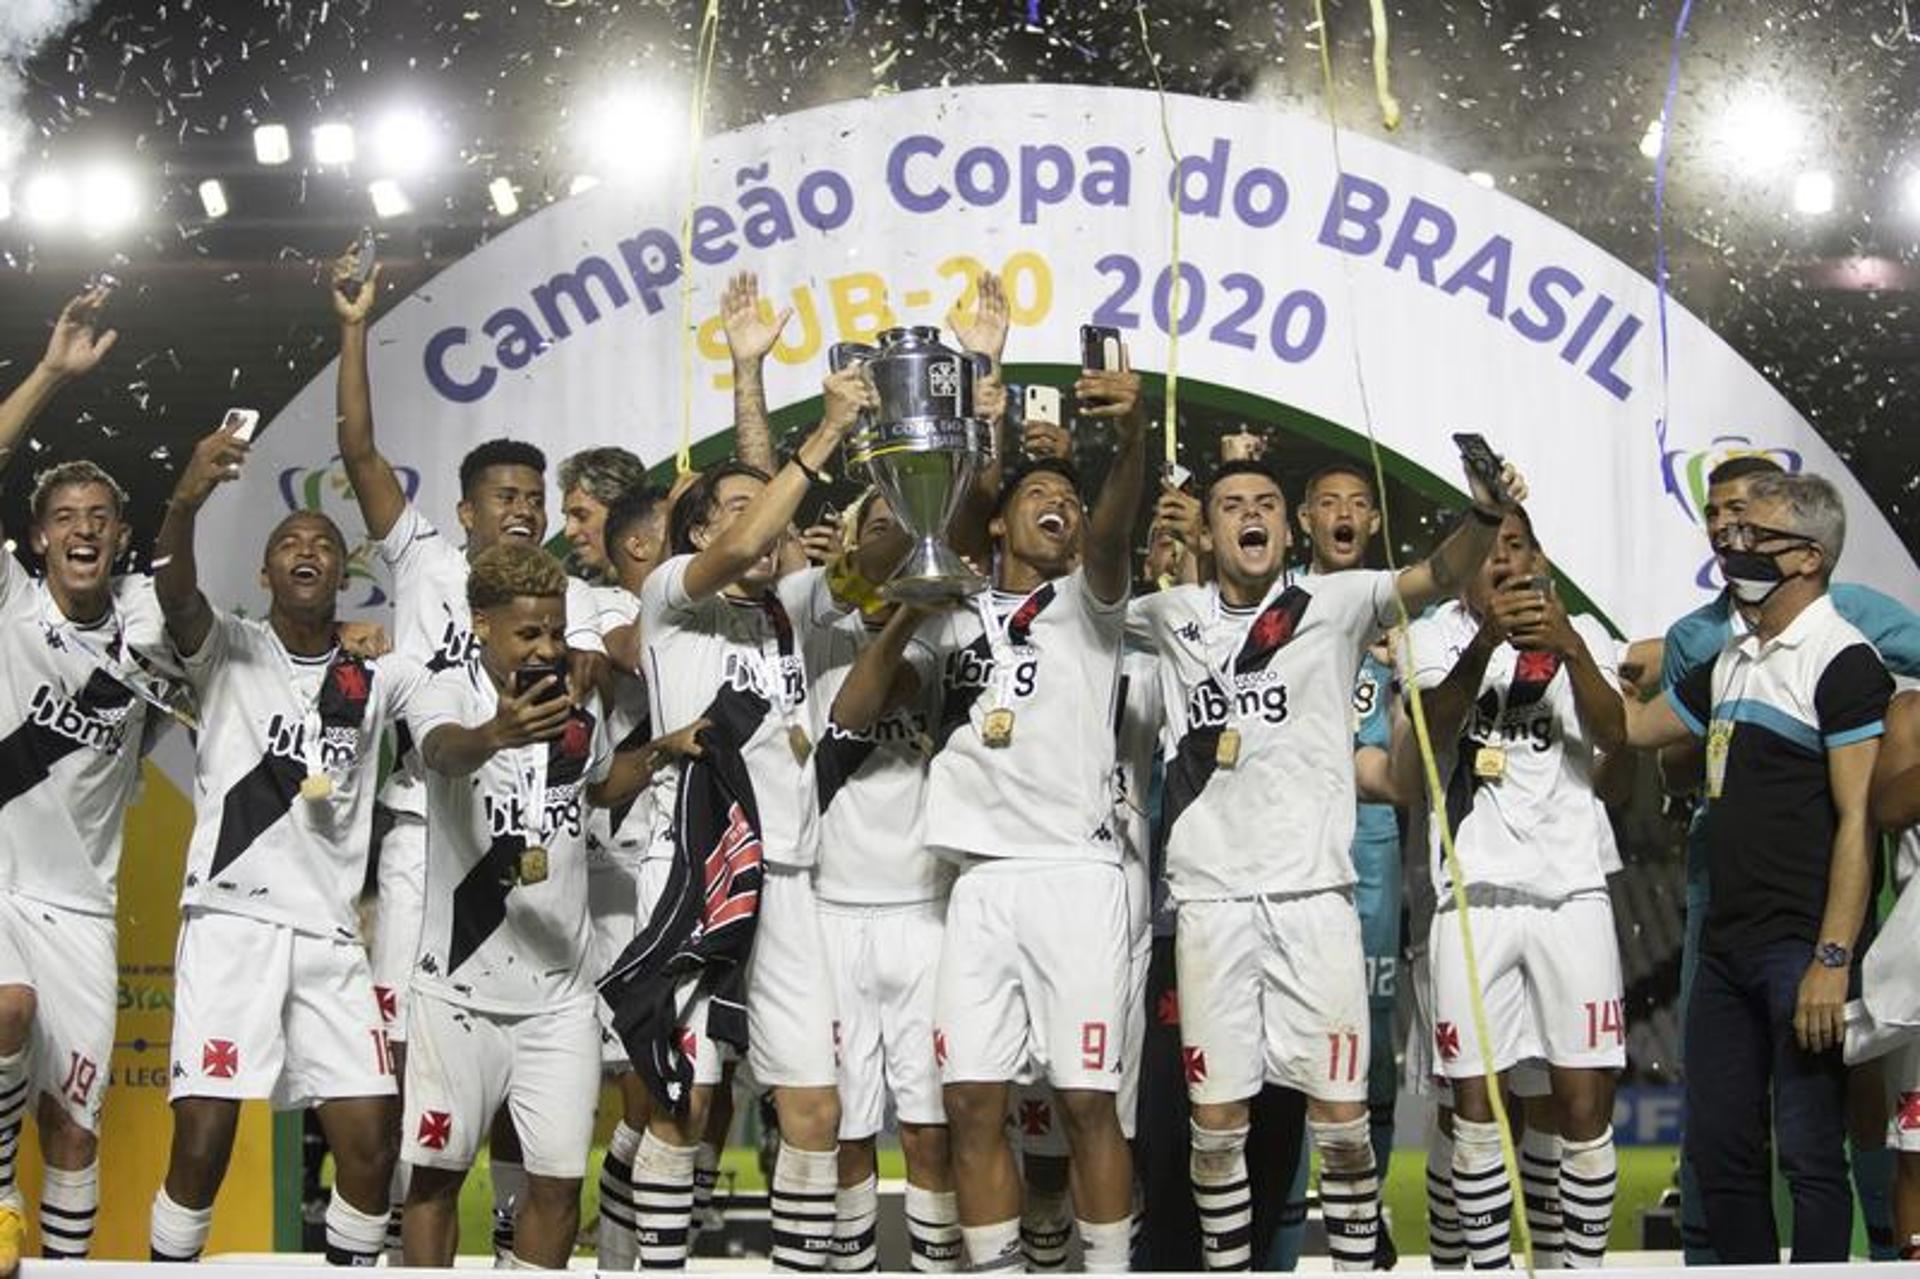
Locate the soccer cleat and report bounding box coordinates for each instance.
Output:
[0,1199,24,1279]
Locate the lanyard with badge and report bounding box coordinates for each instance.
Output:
[43,606,196,730]
[971,584,1056,748]
[1205,575,1290,771]
[1703,658,1752,802]
[513,738,553,886]
[755,592,810,764]
[280,644,347,802]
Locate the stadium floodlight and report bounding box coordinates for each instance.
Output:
[1714,85,1802,175]
[254,123,292,165]
[24,171,73,227]
[577,85,679,184]
[78,165,141,237]
[1792,170,1834,216]
[313,122,357,167]
[368,179,412,218]
[488,176,519,217]
[372,108,435,176]
[198,178,229,219]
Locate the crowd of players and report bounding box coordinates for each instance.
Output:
[0,254,1914,1275]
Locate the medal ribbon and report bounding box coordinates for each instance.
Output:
[755,590,802,729]
[45,602,193,728]
[971,583,1056,715]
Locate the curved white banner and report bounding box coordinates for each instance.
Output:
[220,84,1917,638]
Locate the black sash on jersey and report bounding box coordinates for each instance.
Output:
[0,668,136,812]
[204,651,376,882]
[1442,648,1564,847]
[1159,584,1312,844]
[445,702,597,974]
[934,582,1057,747]
[605,707,654,836]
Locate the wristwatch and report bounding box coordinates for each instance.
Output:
[1816,941,1851,969]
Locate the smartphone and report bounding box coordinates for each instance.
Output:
[1024,384,1063,428]
[223,407,262,444]
[512,663,567,703]
[1452,431,1506,500]
[1080,323,1123,372]
[87,271,121,299]
[827,341,874,373]
[1165,461,1194,491]
[352,228,378,284]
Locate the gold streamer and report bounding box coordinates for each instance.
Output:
[1368,0,1402,131]
[1134,2,1183,471]
[1305,0,1532,1268]
[676,0,724,476]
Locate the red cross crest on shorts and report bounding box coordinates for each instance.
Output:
[1018,1098,1053,1136]
[1435,1021,1462,1061]
[1182,1046,1208,1085]
[933,1029,948,1068]
[416,1110,453,1150]
[201,1038,239,1079]
[374,985,398,1023]
[1898,1092,1920,1132]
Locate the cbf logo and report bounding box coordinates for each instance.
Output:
[278,456,422,609]
[1659,433,1802,590]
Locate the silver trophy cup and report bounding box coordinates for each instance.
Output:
[841,327,990,603]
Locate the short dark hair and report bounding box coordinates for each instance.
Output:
[558,447,648,505]
[668,459,772,555]
[31,460,128,525]
[1302,458,1377,502]
[603,484,667,566]
[1204,458,1286,511]
[459,438,547,498]
[265,510,348,559]
[993,457,1081,519]
[1706,455,1784,488]
[467,542,567,612]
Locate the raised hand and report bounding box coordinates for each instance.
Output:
[720,270,793,364]
[821,365,879,438]
[488,677,574,749]
[172,421,252,509]
[1465,459,1528,513]
[330,244,382,326]
[952,271,1010,363]
[41,287,119,380]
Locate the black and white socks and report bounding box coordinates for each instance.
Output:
[1312,1115,1380,1272]
[149,1187,215,1263]
[490,1158,524,1261]
[1189,1120,1253,1270]
[904,1183,961,1272]
[634,1130,697,1269]
[0,1050,24,1202]
[828,1173,878,1271]
[1427,1118,1466,1268]
[1452,1117,1513,1270]
[1020,1186,1072,1271]
[323,1187,386,1266]
[1559,1128,1616,1268]
[598,1120,643,1270]
[38,1161,98,1260]
[769,1144,838,1272]
[1520,1125,1563,1269]
[692,1140,723,1237]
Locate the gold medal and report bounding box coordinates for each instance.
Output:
[1705,719,1733,800]
[982,707,1015,748]
[788,724,813,764]
[518,845,549,886]
[1215,727,1242,770]
[299,771,335,801]
[1473,746,1507,780]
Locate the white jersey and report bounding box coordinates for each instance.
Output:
[924,570,1126,864]
[376,502,604,818]
[1129,570,1397,901]
[1114,647,1164,871]
[808,607,951,905]
[0,555,177,915]
[407,661,612,1014]
[180,613,422,940]
[584,583,665,866]
[638,556,832,869]
[1406,599,1620,899]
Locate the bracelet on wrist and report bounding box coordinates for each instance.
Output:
[793,453,830,487]
[1470,504,1504,526]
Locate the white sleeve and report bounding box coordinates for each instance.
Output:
[179,609,241,681]
[0,549,26,615]
[777,565,838,634]
[592,586,641,638]
[373,655,430,727]
[375,502,438,572]
[586,701,615,785]
[565,577,607,654]
[1125,595,1166,654]
[1363,569,1400,635]
[406,669,474,744]
[645,554,697,618]
[1406,615,1454,692]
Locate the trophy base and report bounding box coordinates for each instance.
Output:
[881,539,987,604]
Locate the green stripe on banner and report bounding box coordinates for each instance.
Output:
[273,1109,304,1252]
[687,364,1620,639]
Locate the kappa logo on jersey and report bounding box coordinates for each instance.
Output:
[25,681,133,754]
[1434,1021,1462,1061]
[416,1110,453,1150]
[202,1038,240,1078]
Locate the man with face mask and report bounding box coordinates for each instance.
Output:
[0,287,176,1272]
[1659,455,1920,1263]
[1625,471,1893,1263]
[145,423,424,1267]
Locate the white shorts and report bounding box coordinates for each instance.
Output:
[1882,1036,1920,1153]
[0,894,116,1133]
[588,856,651,1073]
[402,990,599,1178]
[744,865,839,1089]
[1429,892,1626,1078]
[1402,946,1447,1099]
[169,908,396,1108]
[1176,890,1370,1105]
[936,858,1131,1094]
[370,812,425,1043]
[1119,854,1151,1141]
[819,898,947,1139]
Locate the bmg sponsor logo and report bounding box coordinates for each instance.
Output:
[278,457,421,609]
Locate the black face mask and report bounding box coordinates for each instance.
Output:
[1715,524,1817,605]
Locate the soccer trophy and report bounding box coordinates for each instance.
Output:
[836,327,992,603]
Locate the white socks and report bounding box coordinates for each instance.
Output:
[1189,1121,1253,1270]
[598,1120,642,1270]
[149,1186,215,1262]
[769,1143,838,1272]
[1452,1117,1513,1270]
[39,1160,99,1260]
[634,1130,697,1269]
[1520,1125,1564,1269]
[1311,1115,1380,1271]
[829,1174,878,1271]
[904,1183,961,1272]
[1560,1128,1617,1267]
[323,1187,387,1267]
[1426,1117,1465,1268]
[961,1218,1023,1271]
[1078,1215,1130,1272]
